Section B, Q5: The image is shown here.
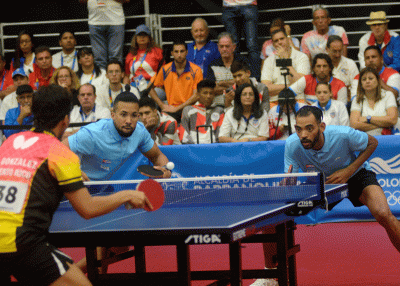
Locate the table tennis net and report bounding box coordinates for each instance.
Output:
[85,173,324,207]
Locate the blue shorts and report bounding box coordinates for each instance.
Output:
[0,242,74,286]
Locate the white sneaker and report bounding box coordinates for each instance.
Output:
[250,278,279,286]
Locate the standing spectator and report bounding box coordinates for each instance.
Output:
[326,35,359,103]
[206,32,248,107]
[261,29,310,108]
[219,83,269,142]
[180,79,225,144]
[148,39,203,121]
[221,0,260,80]
[358,11,399,71]
[76,47,107,92]
[350,67,398,136]
[301,7,349,61]
[124,24,164,97]
[289,53,347,105]
[312,82,349,126]
[4,85,34,138]
[10,30,36,76]
[80,0,129,69]
[229,60,269,112]
[260,18,301,66]
[63,83,111,139]
[28,46,55,90]
[49,66,81,107]
[97,60,130,109]
[0,69,30,124]
[0,55,15,100]
[52,31,79,72]
[138,97,180,146]
[351,46,400,103]
[187,18,220,76]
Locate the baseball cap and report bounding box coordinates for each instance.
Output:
[12,68,28,79]
[135,24,151,36]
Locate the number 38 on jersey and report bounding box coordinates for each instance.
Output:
[0,181,29,214]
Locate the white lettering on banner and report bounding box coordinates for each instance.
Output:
[185,234,222,244]
[378,178,400,188]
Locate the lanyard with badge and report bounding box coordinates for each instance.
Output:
[109,87,123,107]
[61,51,77,71]
[0,70,7,90]
[131,52,148,91]
[80,106,96,122]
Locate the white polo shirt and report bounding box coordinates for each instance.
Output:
[67,104,111,132]
[332,56,359,89]
[312,99,349,126]
[52,50,79,72]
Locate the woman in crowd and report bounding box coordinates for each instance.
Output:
[350,67,398,135]
[11,30,37,76]
[76,47,107,92]
[124,24,164,90]
[313,82,349,126]
[50,66,80,106]
[219,83,269,142]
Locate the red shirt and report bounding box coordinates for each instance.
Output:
[29,64,55,90]
[0,69,14,91]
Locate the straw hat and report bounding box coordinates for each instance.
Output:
[366,11,390,25]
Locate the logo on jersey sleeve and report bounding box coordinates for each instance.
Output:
[13,135,39,150]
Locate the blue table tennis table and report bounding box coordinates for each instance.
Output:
[48,173,348,286]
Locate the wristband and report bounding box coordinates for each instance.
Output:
[367,115,372,124]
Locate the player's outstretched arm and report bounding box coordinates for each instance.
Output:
[143,143,171,178]
[326,135,378,184]
[64,188,152,219]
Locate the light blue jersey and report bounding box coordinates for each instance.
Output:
[284,125,371,177]
[68,119,154,180]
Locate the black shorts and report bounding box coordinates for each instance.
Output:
[347,168,381,207]
[0,242,74,286]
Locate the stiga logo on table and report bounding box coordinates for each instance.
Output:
[185,234,221,244]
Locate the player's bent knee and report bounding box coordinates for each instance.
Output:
[50,264,92,286]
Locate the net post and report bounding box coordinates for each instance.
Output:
[318,172,326,208]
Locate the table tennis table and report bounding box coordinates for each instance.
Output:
[49,173,348,286]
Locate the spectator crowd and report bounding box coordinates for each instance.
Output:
[1,1,400,147]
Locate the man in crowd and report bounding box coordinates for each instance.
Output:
[326,35,359,106]
[4,85,34,138]
[149,39,203,121]
[228,60,269,112]
[206,32,248,107]
[301,7,349,61]
[29,46,55,90]
[186,17,220,76]
[358,11,399,71]
[52,31,79,72]
[289,53,347,105]
[261,29,310,108]
[63,83,111,139]
[351,46,400,101]
[180,79,225,144]
[138,96,181,145]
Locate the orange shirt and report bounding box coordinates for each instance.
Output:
[153,61,203,107]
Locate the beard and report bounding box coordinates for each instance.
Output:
[114,122,134,137]
[300,129,321,150]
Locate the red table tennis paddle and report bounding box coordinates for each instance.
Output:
[125,179,165,211]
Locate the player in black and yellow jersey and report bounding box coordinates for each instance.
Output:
[0,85,152,286]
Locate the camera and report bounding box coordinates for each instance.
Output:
[276,58,292,67]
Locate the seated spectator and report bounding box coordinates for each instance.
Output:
[326,35,359,107]
[228,60,269,112]
[358,11,399,71]
[260,18,301,65]
[4,85,34,138]
[29,46,55,90]
[350,67,398,136]
[0,54,15,100]
[76,47,107,92]
[0,69,30,124]
[351,46,400,103]
[180,79,224,144]
[50,66,81,106]
[10,30,36,76]
[219,83,269,143]
[312,82,349,126]
[187,18,220,76]
[124,25,164,92]
[269,88,305,140]
[261,29,310,108]
[97,60,131,109]
[206,32,248,107]
[289,53,347,105]
[138,97,180,145]
[148,39,203,121]
[63,83,111,139]
[52,31,79,72]
[301,7,349,61]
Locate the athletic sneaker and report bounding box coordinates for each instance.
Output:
[250,278,279,286]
